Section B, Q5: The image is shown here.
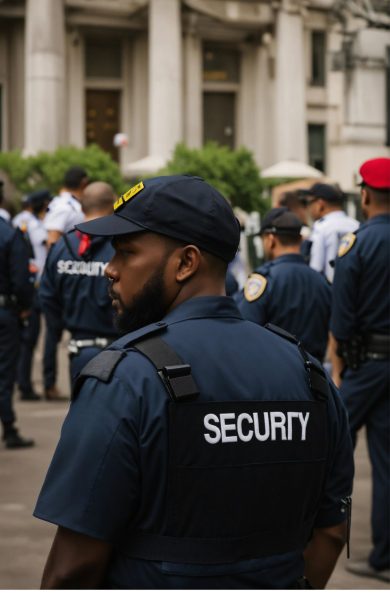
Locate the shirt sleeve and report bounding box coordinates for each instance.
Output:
[34,375,141,542]
[330,243,360,340]
[9,229,34,309]
[235,287,268,325]
[313,379,354,528]
[309,225,326,274]
[38,247,63,330]
[44,206,70,233]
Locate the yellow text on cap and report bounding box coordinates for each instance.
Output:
[114,181,144,212]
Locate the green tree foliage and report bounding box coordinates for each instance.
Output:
[0,145,127,204]
[161,142,267,213]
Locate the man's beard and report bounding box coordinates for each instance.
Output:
[110,264,169,336]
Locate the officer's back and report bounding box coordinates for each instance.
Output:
[39,182,117,379]
[34,176,353,589]
[236,208,331,361]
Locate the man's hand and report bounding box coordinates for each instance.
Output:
[304,521,347,589]
[328,333,345,388]
[41,526,113,589]
[46,230,62,248]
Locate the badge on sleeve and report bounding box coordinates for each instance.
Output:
[338,232,356,258]
[244,274,267,302]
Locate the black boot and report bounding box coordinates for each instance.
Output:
[2,425,35,449]
[20,389,41,401]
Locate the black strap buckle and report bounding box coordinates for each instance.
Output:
[303,360,328,402]
[159,364,198,402]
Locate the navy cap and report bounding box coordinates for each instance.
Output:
[75,175,241,263]
[27,189,52,209]
[260,207,302,235]
[299,182,343,204]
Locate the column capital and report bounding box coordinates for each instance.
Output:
[273,0,308,16]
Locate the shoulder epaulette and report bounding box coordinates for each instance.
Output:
[72,350,125,398]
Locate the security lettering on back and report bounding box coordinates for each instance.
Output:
[57,260,108,277]
[204,411,309,444]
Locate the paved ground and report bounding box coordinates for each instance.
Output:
[0,334,389,590]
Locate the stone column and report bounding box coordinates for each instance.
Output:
[274,0,307,162]
[148,0,182,160]
[25,0,65,154]
[183,31,202,148]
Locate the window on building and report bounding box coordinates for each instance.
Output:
[386,46,390,147]
[310,31,326,87]
[85,38,122,79]
[308,124,326,172]
[203,45,240,83]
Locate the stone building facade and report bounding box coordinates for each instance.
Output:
[0,0,389,190]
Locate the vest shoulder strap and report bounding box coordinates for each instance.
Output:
[134,335,199,402]
[265,323,329,402]
[72,349,126,398]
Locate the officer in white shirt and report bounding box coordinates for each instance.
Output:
[301,183,359,283]
[44,167,88,248]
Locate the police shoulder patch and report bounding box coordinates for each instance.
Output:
[244,274,267,302]
[114,181,145,212]
[338,232,356,257]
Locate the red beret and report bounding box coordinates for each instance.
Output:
[359,157,390,190]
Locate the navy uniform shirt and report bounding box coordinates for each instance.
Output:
[0,217,34,309]
[34,296,353,589]
[235,254,331,361]
[39,232,116,338]
[331,214,390,340]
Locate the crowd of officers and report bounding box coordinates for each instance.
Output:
[0,157,389,587]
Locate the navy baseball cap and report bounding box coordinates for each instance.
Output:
[299,182,344,204]
[27,189,52,209]
[260,207,303,235]
[75,175,241,263]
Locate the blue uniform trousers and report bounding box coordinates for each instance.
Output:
[0,308,20,426]
[17,295,41,394]
[43,320,63,390]
[340,360,390,570]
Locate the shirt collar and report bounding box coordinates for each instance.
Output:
[269,253,306,266]
[164,295,243,325]
[365,214,390,226]
[322,210,345,220]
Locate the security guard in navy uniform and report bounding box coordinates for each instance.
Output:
[235,208,331,362]
[0,216,35,448]
[331,157,390,583]
[39,182,117,382]
[34,175,353,589]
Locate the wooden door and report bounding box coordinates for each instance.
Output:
[86,90,120,161]
[203,92,236,149]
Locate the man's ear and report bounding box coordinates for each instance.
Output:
[175,245,202,283]
[268,233,276,250]
[361,187,369,208]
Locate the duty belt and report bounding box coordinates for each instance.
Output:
[0,294,17,309]
[68,337,115,356]
[339,333,390,369]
